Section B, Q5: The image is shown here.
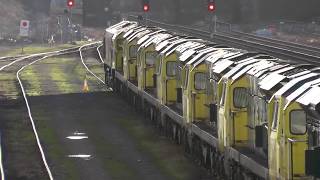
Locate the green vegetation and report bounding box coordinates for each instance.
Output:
[32,109,80,180]
[0,41,90,57]
[0,108,46,179]
[87,134,140,180]
[20,65,42,96]
[0,72,19,98]
[49,63,78,93]
[115,114,200,180]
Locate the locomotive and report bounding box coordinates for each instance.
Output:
[104,21,320,179]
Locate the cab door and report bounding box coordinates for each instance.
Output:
[165,61,177,104]
[137,51,144,90]
[231,84,249,146]
[193,72,208,120]
[128,44,138,81]
[145,51,157,88]
[116,39,124,72]
[284,106,308,179]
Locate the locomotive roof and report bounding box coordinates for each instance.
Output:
[108,21,320,111]
[285,78,320,106]
[297,86,320,107]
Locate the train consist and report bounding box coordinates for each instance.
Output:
[103,21,320,179]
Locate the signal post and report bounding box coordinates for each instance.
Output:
[142,0,150,25]
[67,0,75,43]
[207,0,216,36]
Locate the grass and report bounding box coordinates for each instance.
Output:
[49,62,78,93]
[20,65,42,96]
[32,108,80,180]
[0,72,19,98]
[86,133,140,180]
[0,44,103,179]
[2,44,203,179]
[0,41,90,57]
[115,114,201,180]
[0,108,46,179]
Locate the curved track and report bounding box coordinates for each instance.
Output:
[79,42,105,85]
[0,42,101,180]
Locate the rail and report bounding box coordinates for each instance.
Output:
[227,30,320,57]
[79,42,105,85]
[96,44,105,64]
[0,133,4,180]
[17,55,54,180]
[0,43,99,180]
[128,15,320,66]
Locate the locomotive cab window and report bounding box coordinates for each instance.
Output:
[290,110,307,135]
[233,87,248,108]
[194,72,206,90]
[146,51,158,67]
[166,62,177,77]
[129,45,138,59]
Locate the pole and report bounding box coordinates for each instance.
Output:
[214,14,217,33]
[69,7,73,43]
[210,13,214,38]
[145,12,147,26]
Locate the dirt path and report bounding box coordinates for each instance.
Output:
[10,50,210,180]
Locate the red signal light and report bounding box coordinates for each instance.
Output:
[143,4,149,12]
[208,2,215,12]
[67,0,74,8]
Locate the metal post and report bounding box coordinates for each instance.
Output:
[69,7,73,43]
[145,12,148,26]
[214,14,217,33]
[210,14,215,38]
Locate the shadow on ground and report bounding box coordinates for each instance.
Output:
[25,91,211,180]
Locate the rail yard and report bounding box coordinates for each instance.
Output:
[1,0,320,180]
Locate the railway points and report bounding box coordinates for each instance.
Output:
[0,41,205,180]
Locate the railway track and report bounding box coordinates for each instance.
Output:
[225,30,320,57]
[0,42,101,180]
[79,42,106,85]
[128,15,320,65]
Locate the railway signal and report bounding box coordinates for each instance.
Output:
[207,0,216,12]
[142,0,150,12]
[207,0,217,34]
[67,0,75,8]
